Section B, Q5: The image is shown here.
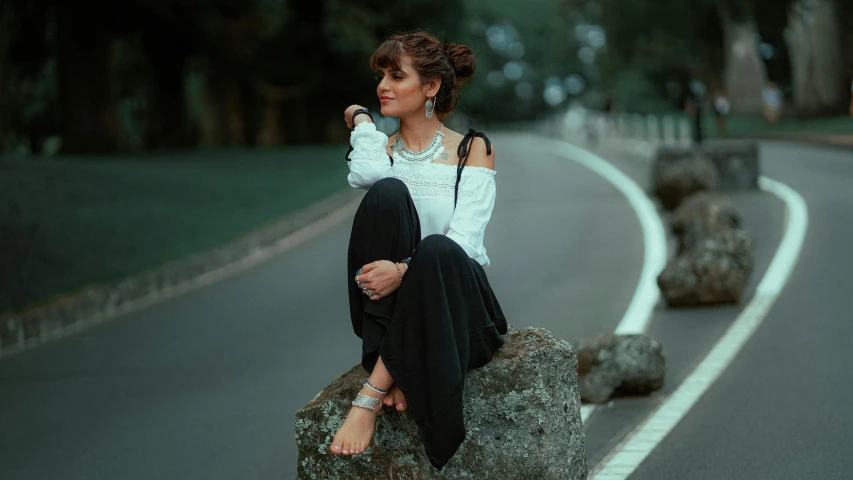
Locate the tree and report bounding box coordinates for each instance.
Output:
[54,1,120,153]
[717,1,768,115]
[570,0,850,117]
[783,0,847,116]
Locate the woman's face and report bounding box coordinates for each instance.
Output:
[375,55,438,118]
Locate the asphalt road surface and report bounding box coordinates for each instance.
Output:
[627,142,853,480]
[0,133,644,479]
[4,137,847,479]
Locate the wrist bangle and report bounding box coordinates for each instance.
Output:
[395,262,403,285]
[352,108,374,125]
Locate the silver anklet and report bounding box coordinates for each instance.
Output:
[352,392,380,411]
[364,379,389,395]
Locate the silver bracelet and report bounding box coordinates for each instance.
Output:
[364,378,389,395]
[395,263,403,285]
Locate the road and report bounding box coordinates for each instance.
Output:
[0,133,645,479]
[576,140,853,480]
[4,137,848,479]
[627,142,853,480]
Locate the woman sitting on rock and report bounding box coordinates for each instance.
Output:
[330,31,508,470]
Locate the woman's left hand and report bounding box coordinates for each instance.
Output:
[355,260,402,301]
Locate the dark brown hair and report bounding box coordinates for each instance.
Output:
[369,31,476,117]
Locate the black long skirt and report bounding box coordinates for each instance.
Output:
[347,177,508,470]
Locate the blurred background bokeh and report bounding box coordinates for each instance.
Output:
[1,0,852,321]
[3,0,850,156]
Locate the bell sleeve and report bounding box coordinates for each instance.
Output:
[346,122,393,189]
[445,168,497,267]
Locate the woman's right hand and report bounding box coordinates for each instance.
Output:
[344,104,366,130]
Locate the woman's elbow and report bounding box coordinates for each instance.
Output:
[347,172,371,190]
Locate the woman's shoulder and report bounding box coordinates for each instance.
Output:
[452,128,495,170]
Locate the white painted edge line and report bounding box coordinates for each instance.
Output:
[538,138,668,424]
[591,176,809,479]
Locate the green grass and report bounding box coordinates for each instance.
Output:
[0,144,351,314]
[703,113,853,139]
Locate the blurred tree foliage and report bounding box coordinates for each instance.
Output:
[1,0,591,153]
[455,0,585,121]
[570,0,852,116]
[1,0,850,154]
[1,0,482,153]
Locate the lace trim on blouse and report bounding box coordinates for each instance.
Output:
[392,161,495,198]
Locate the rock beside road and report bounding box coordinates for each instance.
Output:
[657,228,755,306]
[655,140,760,191]
[671,192,741,254]
[652,154,720,210]
[294,327,587,480]
[573,333,666,404]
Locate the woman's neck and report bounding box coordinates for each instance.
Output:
[398,115,443,152]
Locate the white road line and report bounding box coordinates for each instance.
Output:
[542,139,668,335]
[538,138,669,425]
[591,176,809,479]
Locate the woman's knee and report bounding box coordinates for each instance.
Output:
[416,234,467,260]
[366,177,409,202]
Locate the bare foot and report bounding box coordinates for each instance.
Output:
[330,387,383,456]
[383,384,408,411]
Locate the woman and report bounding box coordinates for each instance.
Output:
[762,81,783,124]
[330,31,508,470]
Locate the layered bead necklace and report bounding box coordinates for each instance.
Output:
[392,123,445,162]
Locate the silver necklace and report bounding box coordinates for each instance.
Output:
[392,123,445,162]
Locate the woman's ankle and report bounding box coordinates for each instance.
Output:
[359,385,387,399]
[354,386,386,412]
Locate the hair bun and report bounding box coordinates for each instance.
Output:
[443,42,475,87]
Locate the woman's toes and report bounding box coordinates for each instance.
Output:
[383,395,394,407]
[331,443,342,454]
[396,401,408,411]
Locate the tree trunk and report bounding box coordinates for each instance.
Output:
[142,30,193,149]
[719,8,768,115]
[784,0,846,117]
[199,62,250,147]
[56,4,117,153]
[0,2,11,151]
[255,81,306,146]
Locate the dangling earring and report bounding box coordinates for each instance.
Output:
[425,96,435,119]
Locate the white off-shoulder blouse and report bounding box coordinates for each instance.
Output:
[346,122,497,267]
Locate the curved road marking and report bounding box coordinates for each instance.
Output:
[592,176,809,479]
[539,138,669,423]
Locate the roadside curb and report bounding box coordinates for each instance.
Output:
[739,134,853,151]
[0,188,363,361]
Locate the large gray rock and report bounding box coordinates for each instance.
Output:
[655,140,760,191]
[652,154,719,210]
[699,140,760,190]
[657,229,755,306]
[294,328,587,480]
[573,334,665,404]
[671,192,741,254]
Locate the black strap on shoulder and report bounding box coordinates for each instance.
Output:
[454,128,491,209]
